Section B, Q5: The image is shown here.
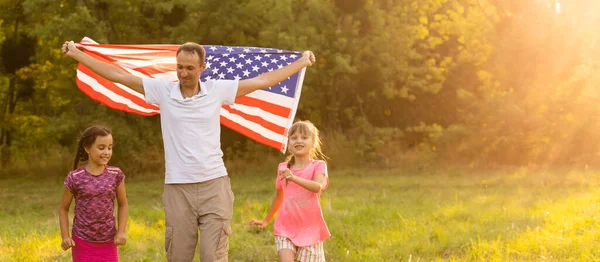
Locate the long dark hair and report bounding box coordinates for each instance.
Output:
[73,125,112,170]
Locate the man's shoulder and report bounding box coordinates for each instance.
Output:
[144,77,178,88]
[203,79,238,89]
[143,78,179,101]
[203,79,237,84]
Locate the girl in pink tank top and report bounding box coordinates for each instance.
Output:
[250,120,330,262]
[58,125,129,262]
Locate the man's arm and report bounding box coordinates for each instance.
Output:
[62,41,144,94]
[236,50,316,98]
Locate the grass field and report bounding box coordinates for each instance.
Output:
[2,167,600,261]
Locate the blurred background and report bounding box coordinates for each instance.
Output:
[0,0,597,175]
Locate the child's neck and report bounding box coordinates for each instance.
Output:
[85,163,106,176]
[291,155,311,168]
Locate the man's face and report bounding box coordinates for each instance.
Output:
[176,51,206,88]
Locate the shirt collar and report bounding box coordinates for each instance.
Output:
[170,80,207,101]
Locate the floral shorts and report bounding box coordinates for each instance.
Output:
[275,236,325,262]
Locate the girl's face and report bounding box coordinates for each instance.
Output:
[85,134,113,166]
[288,131,314,157]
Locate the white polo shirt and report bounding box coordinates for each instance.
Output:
[143,78,238,184]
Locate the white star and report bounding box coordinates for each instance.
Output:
[252,65,260,72]
[239,54,246,58]
[277,64,283,69]
[254,55,263,61]
[226,47,234,52]
[245,59,253,64]
[207,55,214,61]
[209,46,217,51]
[280,86,288,94]
[265,54,272,57]
[281,55,288,61]
[211,68,219,74]
[261,61,269,67]
[271,59,278,64]
[277,50,283,53]
[226,67,234,73]
[205,75,212,80]
[220,61,227,67]
[268,68,273,72]
[213,57,220,61]
[259,49,267,53]
[234,75,241,80]
[223,53,230,57]
[236,63,243,69]
[242,70,250,77]
[290,54,297,59]
[218,73,226,79]
[229,57,237,62]
[243,48,251,53]
[206,62,212,68]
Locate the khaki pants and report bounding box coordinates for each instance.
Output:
[163,176,234,262]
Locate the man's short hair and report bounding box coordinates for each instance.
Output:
[177,42,206,65]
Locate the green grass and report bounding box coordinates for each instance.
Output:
[3,167,600,261]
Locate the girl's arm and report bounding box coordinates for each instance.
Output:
[114,181,128,245]
[58,186,75,250]
[249,189,284,230]
[283,170,327,193]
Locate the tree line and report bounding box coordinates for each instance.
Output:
[1,0,598,172]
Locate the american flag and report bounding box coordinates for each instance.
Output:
[74,37,305,153]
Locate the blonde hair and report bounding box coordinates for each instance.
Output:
[285,120,327,166]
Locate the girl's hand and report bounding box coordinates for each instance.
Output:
[279,168,295,184]
[114,232,127,246]
[61,237,75,250]
[249,219,269,230]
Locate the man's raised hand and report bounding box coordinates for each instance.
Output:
[302,51,316,67]
[62,41,79,57]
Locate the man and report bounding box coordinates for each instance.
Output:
[62,40,315,262]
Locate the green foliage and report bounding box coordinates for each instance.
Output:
[430,0,600,167]
[327,116,404,167]
[0,0,597,168]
